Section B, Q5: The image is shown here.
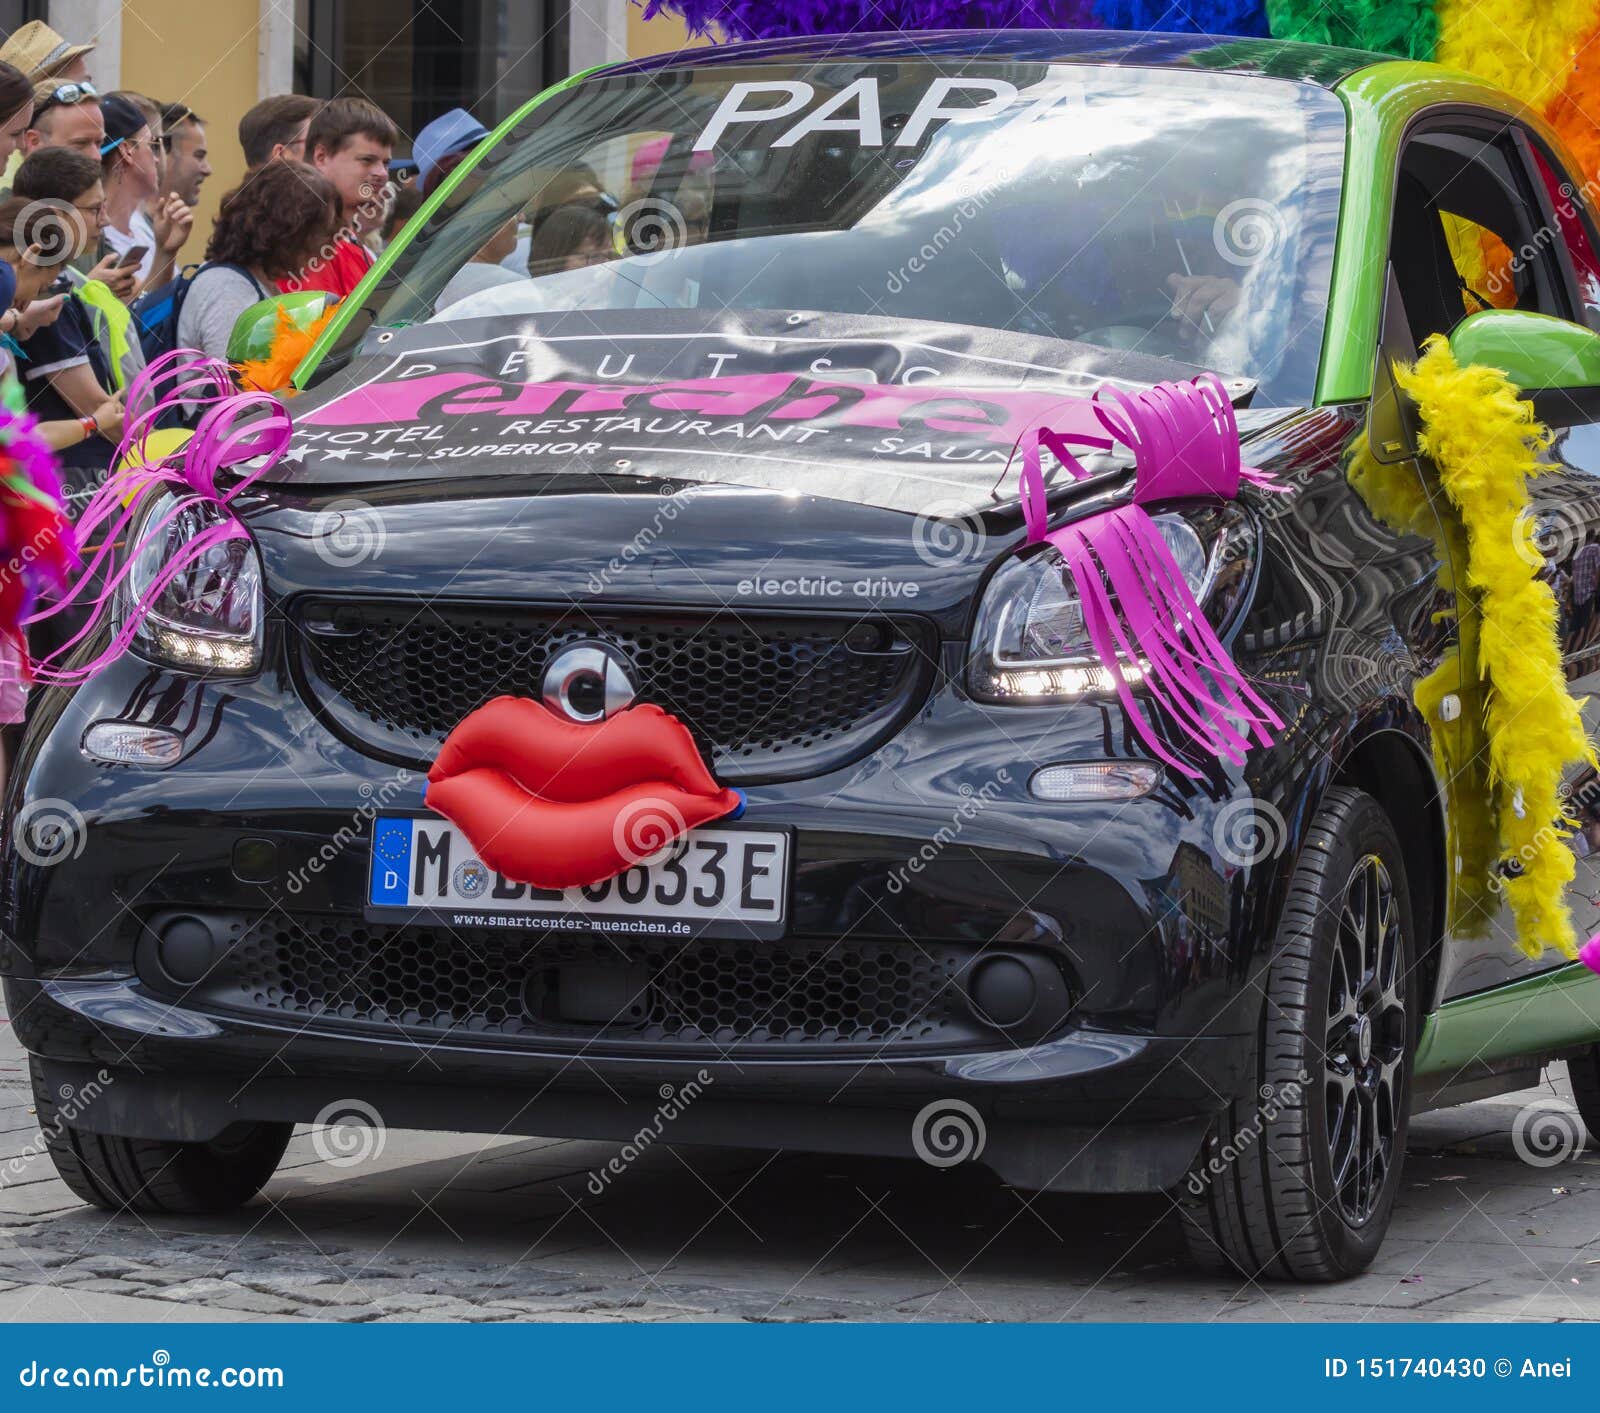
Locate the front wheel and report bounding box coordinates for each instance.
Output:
[31,1059,291,1214]
[1177,786,1417,1281]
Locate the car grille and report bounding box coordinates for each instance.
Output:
[169,914,1037,1055]
[292,598,935,782]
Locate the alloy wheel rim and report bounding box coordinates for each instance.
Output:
[1324,853,1406,1227]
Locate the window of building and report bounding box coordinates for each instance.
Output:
[0,3,49,40]
[293,0,568,143]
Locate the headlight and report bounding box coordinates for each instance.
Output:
[967,504,1254,702]
[119,493,263,674]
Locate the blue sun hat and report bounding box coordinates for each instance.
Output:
[413,108,490,194]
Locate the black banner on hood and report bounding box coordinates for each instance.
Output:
[276,309,1247,516]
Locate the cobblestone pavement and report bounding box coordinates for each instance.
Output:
[3,1015,1599,1322]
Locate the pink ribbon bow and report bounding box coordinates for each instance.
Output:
[26,349,293,684]
[1017,373,1284,780]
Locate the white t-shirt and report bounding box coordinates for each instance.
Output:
[435,260,521,315]
[104,208,157,284]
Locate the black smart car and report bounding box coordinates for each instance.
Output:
[12,32,1600,1282]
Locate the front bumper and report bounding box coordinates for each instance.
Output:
[3,649,1295,1192]
[17,976,1242,1192]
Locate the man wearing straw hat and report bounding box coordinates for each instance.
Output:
[0,21,93,85]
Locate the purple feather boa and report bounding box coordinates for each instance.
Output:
[634,0,1270,40]
[639,0,1100,40]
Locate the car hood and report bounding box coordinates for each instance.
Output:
[268,307,1257,517]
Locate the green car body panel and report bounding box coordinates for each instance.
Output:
[286,40,1600,1080]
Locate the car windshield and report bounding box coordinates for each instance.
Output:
[375,60,1345,407]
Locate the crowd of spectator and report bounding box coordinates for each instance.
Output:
[0,18,659,489]
[0,21,412,496]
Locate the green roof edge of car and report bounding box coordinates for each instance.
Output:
[1318,59,1587,406]
[290,64,606,391]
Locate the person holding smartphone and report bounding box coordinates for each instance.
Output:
[9,150,128,483]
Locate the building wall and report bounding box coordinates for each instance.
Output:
[626,2,699,60]
[66,0,260,263]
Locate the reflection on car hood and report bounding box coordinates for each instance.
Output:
[269,309,1268,516]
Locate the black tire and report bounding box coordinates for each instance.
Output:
[30,1059,291,1214]
[1566,1047,1600,1143]
[1176,786,1418,1281]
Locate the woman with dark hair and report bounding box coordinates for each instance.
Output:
[0,59,33,164]
[527,203,613,276]
[176,161,341,363]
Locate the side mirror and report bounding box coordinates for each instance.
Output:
[226,290,337,368]
[1448,308,1600,422]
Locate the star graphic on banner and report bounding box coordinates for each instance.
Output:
[364,448,405,461]
[319,447,356,461]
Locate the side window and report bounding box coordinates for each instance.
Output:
[1530,145,1600,320]
[1388,125,1572,346]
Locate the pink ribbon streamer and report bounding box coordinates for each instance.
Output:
[25,349,292,684]
[1018,373,1285,780]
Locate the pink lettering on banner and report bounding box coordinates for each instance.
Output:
[301,371,485,425]
[300,367,1114,447]
[567,373,799,416]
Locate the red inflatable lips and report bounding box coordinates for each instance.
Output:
[424,696,743,891]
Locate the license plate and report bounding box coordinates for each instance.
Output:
[366,815,789,940]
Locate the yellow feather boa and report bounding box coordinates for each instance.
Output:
[1350,336,1593,959]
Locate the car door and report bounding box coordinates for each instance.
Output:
[1383,113,1600,999]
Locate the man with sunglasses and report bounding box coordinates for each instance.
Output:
[14,80,135,301]
[159,103,210,208]
[23,79,102,161]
